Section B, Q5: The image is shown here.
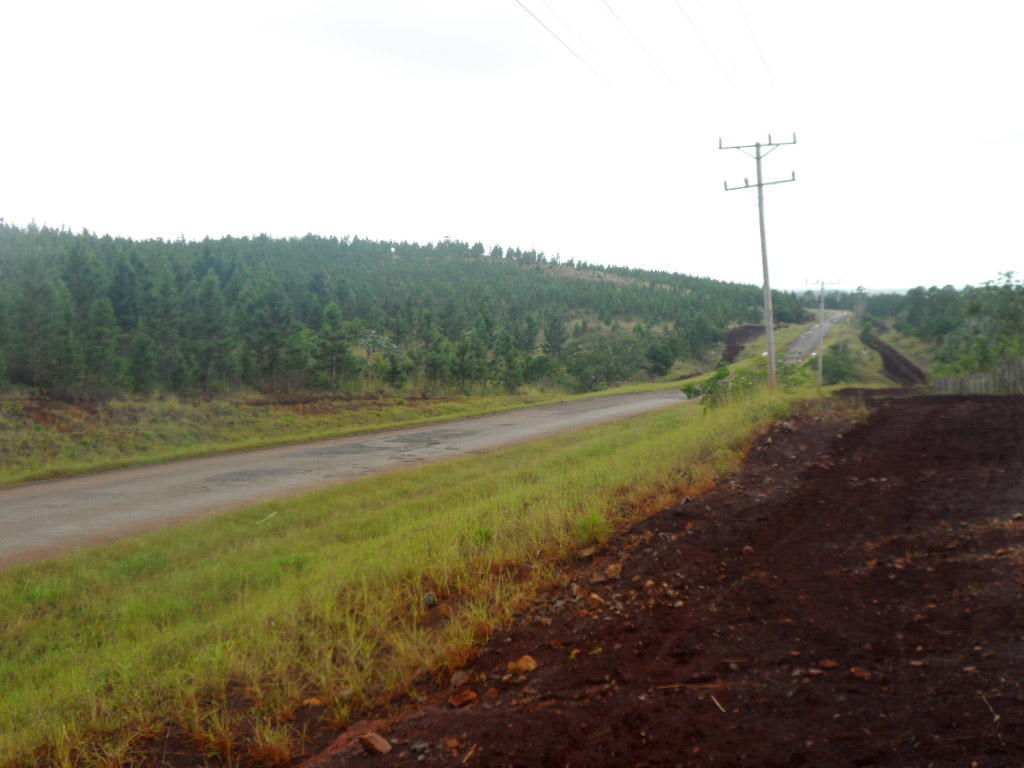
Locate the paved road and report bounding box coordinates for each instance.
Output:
[783,310,851,364]
[0,390,688,571]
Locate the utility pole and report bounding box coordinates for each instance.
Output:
[806,279,839,387]
[721,133,796,389]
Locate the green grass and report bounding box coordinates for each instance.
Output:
[733,317,820,363]
[0,383,683,488]
[817,317,893,387]
[877,326,938,376]
[0,388,817,767]
[0,319,821,490]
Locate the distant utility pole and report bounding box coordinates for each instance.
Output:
[807,279,839,387]
[721,133,797,389]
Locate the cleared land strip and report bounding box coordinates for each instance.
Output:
[0,389,687,571]
[782,309,851,364]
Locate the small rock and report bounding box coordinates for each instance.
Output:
[450,670,471,688]
[741,545,755,555]
[508,655,539,675]
[424,592,438,609]
[909,660,925,667]
[604,563,623,580]
[579,546,597,558]
[850,667,872,680]
[963,665,979,675]
[359,732,393,755]
[643,579,656,591]
[448,689,478,708]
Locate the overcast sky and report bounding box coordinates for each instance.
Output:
[2,1,1022,290]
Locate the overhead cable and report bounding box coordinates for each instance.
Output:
[735,0,774,83]
[512,0,606,83]
[599,0,676,85]
[669,0,730,79]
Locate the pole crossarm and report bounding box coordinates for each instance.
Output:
[719,133,796,150]
[724,172,795,191]
[718,133,797,390]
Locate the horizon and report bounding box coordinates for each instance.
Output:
[3,2,1021,292]
[6,218,991,295]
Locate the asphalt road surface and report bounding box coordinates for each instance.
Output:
[0,390,688,571]
[783,310,851,364]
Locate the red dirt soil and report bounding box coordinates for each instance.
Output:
[309,393,1024,768]
[861,334,927,386]
[719,325,765,365]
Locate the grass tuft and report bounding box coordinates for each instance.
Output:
[0,388,820,766]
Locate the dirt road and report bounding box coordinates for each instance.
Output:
[0,390,687,571]
[783,309,851,364]
[308,392,1024,768]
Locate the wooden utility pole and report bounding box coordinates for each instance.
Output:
[807,279,839,387]
[721,134,796,388]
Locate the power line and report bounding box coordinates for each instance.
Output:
[669,0,730,79]
[721,133,797,389]
[512,0,606,83]
[735,0,773,83]
[537,0,597,55]
[599,0,675,85]
[537,0,573,35]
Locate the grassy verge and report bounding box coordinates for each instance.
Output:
[0,320,821,489]
[0,388,818,767]
[877,326,938,376]
[733,318,819,364]
[826,317,893,386]
[0,382,680,488]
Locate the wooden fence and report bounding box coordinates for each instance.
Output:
[933,356,1024,395]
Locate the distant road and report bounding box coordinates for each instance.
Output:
[783,310,852,364]
[0,390,688,571]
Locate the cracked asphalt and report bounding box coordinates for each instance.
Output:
[0,390,688,571]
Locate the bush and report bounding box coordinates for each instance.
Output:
[683,360,809,409]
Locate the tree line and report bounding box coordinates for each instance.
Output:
[0,223,807,398]
[819,275,1024,374]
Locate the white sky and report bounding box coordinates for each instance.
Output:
[2,0,1022,290]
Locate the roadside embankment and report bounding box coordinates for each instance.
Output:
[861,328,927,385]
[315,392,1024,767]
[0,388,814,767]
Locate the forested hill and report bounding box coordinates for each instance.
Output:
[0,224,805,397]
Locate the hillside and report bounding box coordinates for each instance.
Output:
[0,224,806,398]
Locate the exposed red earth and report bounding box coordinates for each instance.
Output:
[862,333,928,386]
[299,393,1024,768]
[719,325,765,365]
